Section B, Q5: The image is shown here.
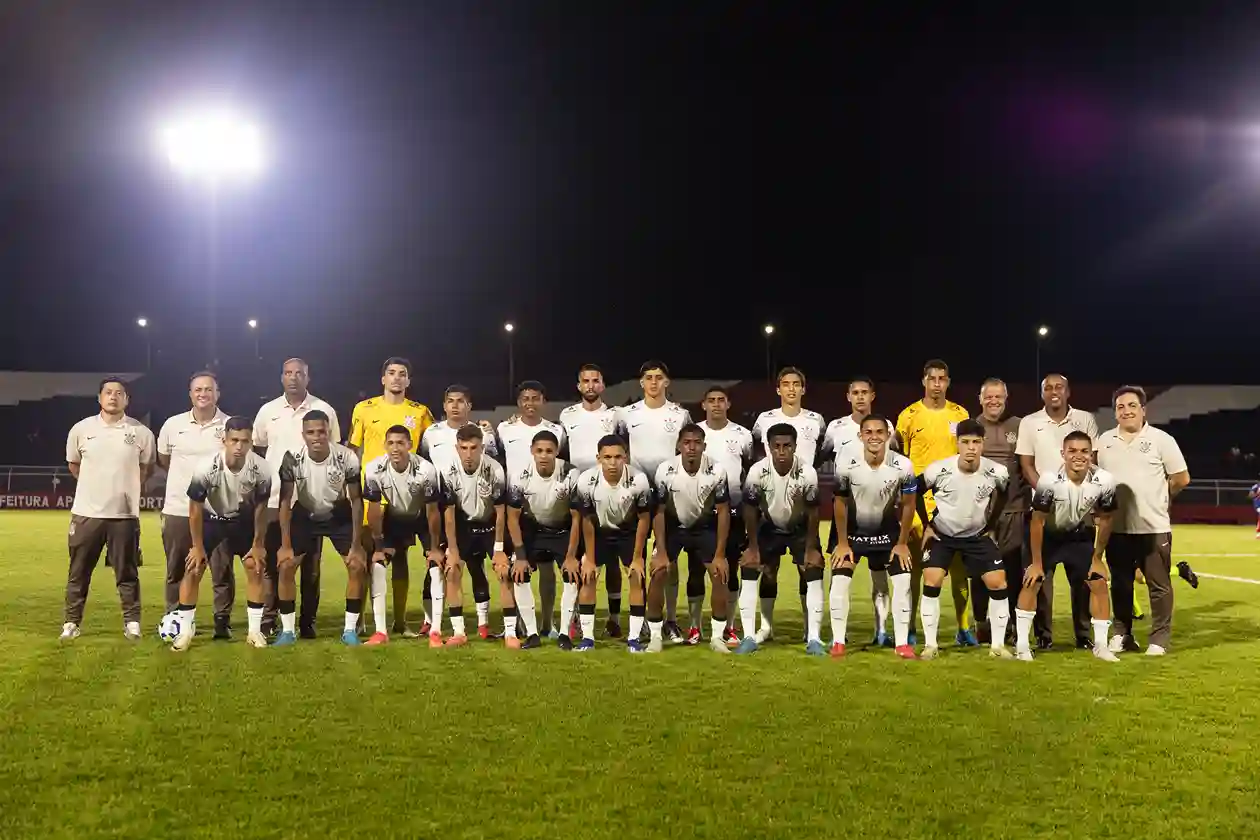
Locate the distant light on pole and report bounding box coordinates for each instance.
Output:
[248,318,260,362]
[1035,324,1051,384]
[247,318,258,329]
[1037,325,1049,338]
[763,324,775,336]
[763,324,775,381]
[504,322,517,402]
[504,322,514,333]
[136,317,148,328]
[136,318,151,371]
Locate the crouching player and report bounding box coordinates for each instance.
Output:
[829,415,918,659]
[648,424,733,655]
[504,430,581,650]
[1018,431,1120,662]
[734,423,824,655]
[277,411,368,646]
[362,425,443,646]
[171,416,271,651]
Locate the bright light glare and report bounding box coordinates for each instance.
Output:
[247,319,258,329]
[1037,325,1050,337]
[136,317,148,328]
[158,109,265,181]
[763,324,775,336]
[504,322,515,333]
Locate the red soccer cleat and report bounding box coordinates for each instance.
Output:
[895,644,917,660]
[365,631,389,646]
[686,627,701,646]
[428,631,444,649]
[478,624,490,640]
[829,642,846,658]
[504,636,522,650]
[444,634,468,647]
[724,627,741,647]
[419,621,432,636]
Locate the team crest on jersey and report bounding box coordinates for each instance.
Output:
[403,415,417,429]
[664,417,678,433]
[948,422,958,434]
[975,483,993,502]
[214,426,225,441]
[1138,439,1152,454]
[123,430,136,446]
[726,439,741,454]
[1005,431,1017,445]
[601,417,615,433]
[476,477,495,498]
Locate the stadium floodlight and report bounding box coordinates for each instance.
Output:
[137,317,148,328]
[136,318,151,371]
[1035,324,1051,384]
[1037,325,1050,338]
[763,324,775,381]
[763,324,775,336]
[504,322,514,333]
[504,322,516,401]
[157,108,265,182]
[247,318,258,329]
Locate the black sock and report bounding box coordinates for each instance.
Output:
[346,598,362,614]
[279,599,296,615]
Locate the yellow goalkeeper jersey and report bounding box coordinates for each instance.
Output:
[348,397,435,466]
[896,399,970,516]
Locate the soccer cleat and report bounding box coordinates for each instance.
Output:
[872,630,892,648]
[805,640,827,657]
[894,644,917,660]
[753,627,774,644]
[1015,648,1034,662]
[341,629,361,646]
[685,627,702,646]
[521,634,542,650]
[365,631,389,646]
[299,625,317,640]
[478,624,490,641]
[664,621,684,644]
[627,639,647,654]
[976,624,991,646]
[569,617,581,638]
[546,628,561,640]
[1146,644,1166,656]
[907,631,918,647]
[213,618,232,641]
[273,630,297,646]
[1093,645,1120,662]
[260,620,277,638]
[575,638,595,652]
[989,646,1015,659]
[645,636,664,654]
[830,642,847,659]
[59,622,80,641]
[1108,634,1125,654]
[920,646,940,660]
[1177,561,1199,589]
[504,636,522,650]
[605,618,622,638]
[124,622,143,641]
[955,629,979,647]
[444,634,469,647]
[709,636,731,654]
[418,621,432,636]
[398,626,421,640]
[172,627,195,652]
[1076,636,1092,650]
[246,631,269,648]
[428,632,444,649]
[734,637,759,655]
[724,626,741,647]
[557,634,574,651]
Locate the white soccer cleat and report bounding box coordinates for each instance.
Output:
[1015,648,1034,662]
[753,627,774,644]
[1108,635,1125,654]
[646,636,664,654]
[124,621,142,641]
[920,646,940,660]
[1093,645,1120,662]
[1145,644,1166,657]
[989,646,1015,660]
[246,631,269,649]
[709,636,731,655]
[60,622,80,640]
[171,626,194,652]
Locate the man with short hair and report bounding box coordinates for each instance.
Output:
[156,371,235,639]
[915,419,1013,659]
[576,435,653,652]
[734,423,824,655]
[420,384,499,472]
[254,358,341,637]
[362,424,443,646]
[618,360,692,643]
[1096,386,1190,656]
[170,416,272,651]
[62,377,156,640]
[972,378,1025,646]
[697,385,755,647]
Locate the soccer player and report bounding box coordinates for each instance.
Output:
[348,357,436,638]
[62,377,156,640]
[895,359,972,646]
[438,424,508,646]
[618,360,692,642]
[171,416,272,651]
[254,358,341,638]
[915,419,1013,659]
[504,430,581,650]
[830,415,918,659]
[697,385,755,647]
[648,424,733,654]
[1096,386,1190,656]
[576,435,652,651]
[498,380,566,636]
[734,423,824,655]
[1251,480,1260,538]
[156,371,234,639]
[276,411,367,646]
[972,378,1025,646]
[420,384,499,471]
[1020,431,1120,662]
[362,425,442,646]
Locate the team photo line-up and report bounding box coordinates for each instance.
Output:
[61,355,1197,661]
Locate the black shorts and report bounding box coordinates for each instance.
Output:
[522,520,571,565]
[383,514,432,553]
[727,507,749,557]
[925,533,1002,577]
[204,513,257,559]
[664,524,719,565]
[756,525,807,566]
[595,530,637,568]
[847,530,898,572]
[291,506,354,557]
[1042,529,1094,583]
[454,522,496,563]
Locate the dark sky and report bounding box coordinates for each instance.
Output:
[5,1,1260,394]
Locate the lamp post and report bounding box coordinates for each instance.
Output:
[504,322,516,402]
[137,317,151,372]
[1036,325,1050,385]
[248,318,260,362]
[763,324,775,382]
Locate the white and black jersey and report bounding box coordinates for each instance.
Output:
[654,455,730,530]
[420,421,499,471]
[507,459,580,529]
[920,456,1009,539]
[616,400,693,482]
[743,456,820,534]
[698,420,754,507]
[496,417,566,478]
[187,450,271,520]
[576,465,652,533]
[833,451,917,536]
[278,444,361,521]
[821,414,894,467]
[362,453,441,519]
[1032,466,1118,534]
[752,407,827,466]
[559,402,619,473]
[440,457,507,528]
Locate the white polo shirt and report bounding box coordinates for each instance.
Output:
[1096,424,1187,534]
[156,409,230,517]
[66,414,156,519]
[1015,407,1100,476]
[253,393,341,509]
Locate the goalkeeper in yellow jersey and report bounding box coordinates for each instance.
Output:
[895,359,975,646]
[347,357,435,637]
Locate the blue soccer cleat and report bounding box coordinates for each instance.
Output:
[908,631,918,647]
[956,629,979,647]
[626,639,647,654]
[341,629,361,646]
[575,638,595,652]
[873,630,892,648]
[805,640,827,657]
[272,630,297,647]
[734,637,759,655]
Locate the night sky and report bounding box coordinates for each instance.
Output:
[5,1,1260,396]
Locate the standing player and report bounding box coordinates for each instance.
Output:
[62,377,156,640]
[362,425,442,646]
[156,372,234,639]
[171,416,271,651]
[439,425,508,645]
[734,424,824,655]
[697,385,755,646]
[1020,431,1120,662]
[648,424,733,654]
[420,384,499,470]
[915,419,1013,659]
[895,359,972,646]
[973,378,1025,646]
[275,411,367,646]
[1251,480,1260,538]
[348,357,436,639]
[576,435,652,651]
[829,415,918,659]
[618,360,692,643]
[504,430,581,650]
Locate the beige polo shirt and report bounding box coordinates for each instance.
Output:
[1095,424,1187,534]
[1015,407,1100,475]
[66,413,156,519]
[156,409,230,517]
[253,393,341,509]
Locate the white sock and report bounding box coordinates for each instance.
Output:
[451,613,466,637]
[178,606,196,628]
[1092,618,1111,649]
[739,579,758,639]
[514,582,539,637]
[805,578,824,644]
[870,570,890,634]
[504,611,517,639]
[688,596,703,629]
[344,610,359,633]
[711,617,725,640]
[759,597,775,635]
[988,592,1010,650]
[247,605,263,636]
[666,580,679,623]
[476,601,490,627]
[371,563,388,633]
[559,582,578,635]
[1015,608,1036,652]
[829,573,853,645]
[921,593,941,648]
[428,567,444,634]
[628,613,645,640]
[580,611,595,640]
[648,619,663,641]
[891,573,912,647]
[280,611,296,634]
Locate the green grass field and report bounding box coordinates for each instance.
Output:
[2,512,1259,839]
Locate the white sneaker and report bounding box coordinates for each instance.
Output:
[1108,634,1125,654]
[646,636,663,654]
[172,627,194,652]
[989,646,1015,660]
[123,621,142,640]
[920,646,940,660]
[1146,644,1166,656]
[1093,645,1120,662]
[754,626,774,644]
[1015,648,1034,662]
[246,631,269,648]
[709,636,731,654]
[60,622,80,640]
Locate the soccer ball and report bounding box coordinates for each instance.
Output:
[157,612,183,642]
